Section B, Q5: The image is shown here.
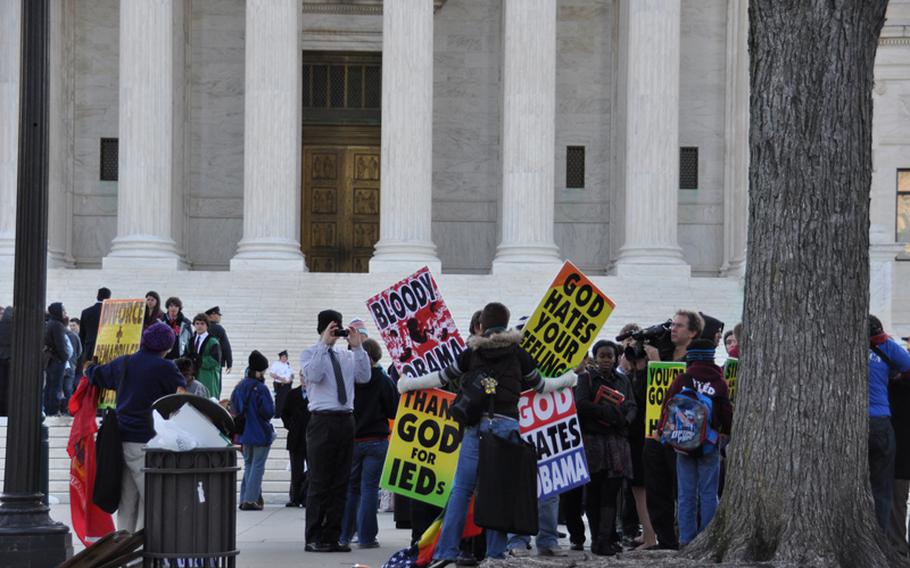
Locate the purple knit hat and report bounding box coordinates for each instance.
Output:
[143,321,175,352]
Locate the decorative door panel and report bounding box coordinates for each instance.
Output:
[302,145,381,272]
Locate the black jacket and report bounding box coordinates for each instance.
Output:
[0,307,12,360]
[443,329,542,420]
[44,310,69,365]
[281,386,310,453]
[353,366,399,439]
[575,367,637,437]
[79,302,103,363]
[209,322,232,368]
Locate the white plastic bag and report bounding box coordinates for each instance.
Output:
[147,411,199,452]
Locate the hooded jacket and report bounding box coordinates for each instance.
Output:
[442,329,543,420]
[230,375,274,446]
[44,303,69,365]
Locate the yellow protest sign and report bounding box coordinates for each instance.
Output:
[645,361,686,439]
[380,388,462,508]
[95,299,144,409]
[724,358,738,403]
[520,261,616,377]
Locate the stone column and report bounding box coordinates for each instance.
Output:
[47,0,74,268]
[0,0,20,265]
[230,0,306,271]
[721,0,748,277]
[491,0,562,274]
[369,0,441,274]
[103,0,187,270]
[611,0,689,277]
[870,226,903,332]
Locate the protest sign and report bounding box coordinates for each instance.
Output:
[520,261,616,377]
[381,389,463,507]
[518,389,590,500]
[645,361,686,439]
[724,358,738,403]
[367,267,467,379]
[95,299,144,409]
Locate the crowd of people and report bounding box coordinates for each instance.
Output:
[3,285,909,564]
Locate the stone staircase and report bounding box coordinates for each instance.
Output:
[0,266,746,503]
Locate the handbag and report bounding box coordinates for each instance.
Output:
[450,369,496,426]
[474,427,539,535]
[92,356,128,514]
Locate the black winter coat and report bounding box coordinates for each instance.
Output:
[44,316,68,365]
[208,323,233,369]
[79,302,103,363]
[353,366,399,439]
[281,386,310,453]
[575,367,636,437]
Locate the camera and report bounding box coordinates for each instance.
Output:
[333,328,350,338]
[616,320,672,361]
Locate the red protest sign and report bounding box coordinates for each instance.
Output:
[366,267,467,378]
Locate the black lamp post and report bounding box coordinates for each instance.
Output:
[0,0,73,564]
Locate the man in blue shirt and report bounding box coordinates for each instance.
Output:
[299,310,370,552]
[868,315,910,531]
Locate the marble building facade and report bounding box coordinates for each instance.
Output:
[0,0,909,336]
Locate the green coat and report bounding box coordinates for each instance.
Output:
[190,334,222,399]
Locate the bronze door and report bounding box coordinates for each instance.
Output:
[302,146,380,272]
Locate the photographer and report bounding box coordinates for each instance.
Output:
[299,309,371,553]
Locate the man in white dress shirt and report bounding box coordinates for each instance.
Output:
[269,350,294,415]
[299,309,370,552]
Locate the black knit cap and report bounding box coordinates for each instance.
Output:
[248,350,269,373]
[317,309,343,334]
[686,338,717,362]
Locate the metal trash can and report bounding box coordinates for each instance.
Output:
[143,447,240,567]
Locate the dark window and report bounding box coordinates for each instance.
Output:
[680,146,698,189]
[329,65,346,108]
[312,64,328,107]
[566,146,585,189]
[100,138,118,181]
[898,169,910,243]
[302,53,381,124]
[364,65,381,109]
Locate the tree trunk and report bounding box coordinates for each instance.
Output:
[686,1,893,567]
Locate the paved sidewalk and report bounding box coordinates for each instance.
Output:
[51,504,412,567]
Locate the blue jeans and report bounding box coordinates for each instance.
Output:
[240,445,271,504]
[434,417,519,561]
[62,369,76,413]
[869,416,896,530]
[43,360,65,416]
[676,450,720,546]
[340,439,389,545]
[507,494,560,552]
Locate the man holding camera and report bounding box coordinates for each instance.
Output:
[299,309,371,552]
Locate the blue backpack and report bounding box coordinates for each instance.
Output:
[660,387,718,455]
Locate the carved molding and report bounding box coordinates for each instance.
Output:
[301,1,447,16]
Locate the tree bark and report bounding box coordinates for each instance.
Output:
[686,1,893,566]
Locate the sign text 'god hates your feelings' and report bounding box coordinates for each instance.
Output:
[520,261,616,377]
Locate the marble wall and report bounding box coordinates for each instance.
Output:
[68,0,730,274]
[187,0,245,269]
[553,0,614,274]
[678,0,726,275]
[431,0,502,274]
[72,0,119,266]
